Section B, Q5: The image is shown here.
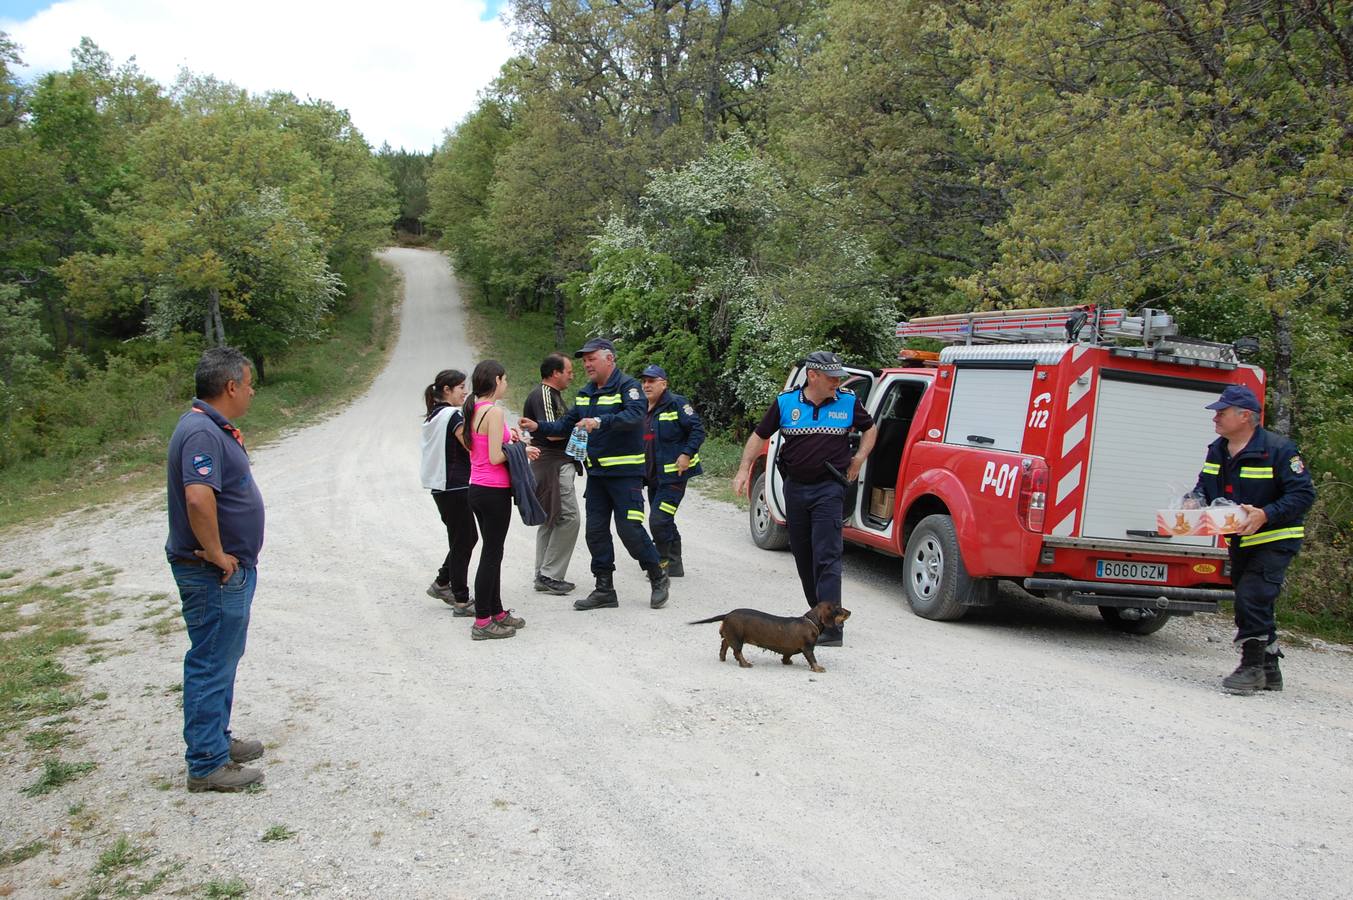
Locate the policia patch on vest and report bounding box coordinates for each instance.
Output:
[1290,456,1305,474]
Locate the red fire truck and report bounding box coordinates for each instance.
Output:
[748,306,1257,634]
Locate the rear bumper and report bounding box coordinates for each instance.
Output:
[1023,577,1231,613]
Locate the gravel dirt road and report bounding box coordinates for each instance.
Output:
[3,248,1351,898]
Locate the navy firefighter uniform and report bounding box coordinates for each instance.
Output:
[753,376,874,613]
[532,362,663,580]
[641,366,705,577]
[1193,389,1315,660]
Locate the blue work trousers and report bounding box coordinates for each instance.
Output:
[585,475,660,574]
[1229,545,1296,646]
[171,561,256,777]
[646,481,686,545]
[783,478,845,608]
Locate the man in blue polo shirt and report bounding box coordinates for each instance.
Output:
[733,351,876,646]
[166,346,267,792]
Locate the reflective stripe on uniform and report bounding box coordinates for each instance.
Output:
[662,453,700,473]
[1239,466,1273,479]
[595,395,623,406]
[659,501,678,515]
[626,509,644,522]
[576,397,591,406]
[598,454,645,467]
[1238,526,1305,547]
[658,411,679,421]
[1201,462,1220,474]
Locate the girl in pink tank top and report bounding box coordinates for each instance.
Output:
[460,360,539,640]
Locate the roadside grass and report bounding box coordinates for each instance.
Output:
[260,825,297,842]
[21,758,97,796]
[0,258,399,531]
[76,834,180,899]
[0,840,45,868]
[0,580,90,738]
[202,877,249,898]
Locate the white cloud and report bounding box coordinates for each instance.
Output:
[1,0,515,151]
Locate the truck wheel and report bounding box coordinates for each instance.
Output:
[901,514,971,621]
[750,472,789,551]
[1098,606,1173,635]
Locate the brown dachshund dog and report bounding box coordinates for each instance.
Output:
[688,601,851,673]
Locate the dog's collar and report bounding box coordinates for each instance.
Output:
[801,614,823,636]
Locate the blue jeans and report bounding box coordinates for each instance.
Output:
[171,561,256,777]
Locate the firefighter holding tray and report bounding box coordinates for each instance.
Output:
[1192,384,1315,695]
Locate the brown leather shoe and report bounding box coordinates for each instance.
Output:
[187,762,263,793]
[229,737,264,763]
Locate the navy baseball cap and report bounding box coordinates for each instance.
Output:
[640,364,668,380]
[1205,384,1261,413]
[574,337,615,358]
[805,350,847,378]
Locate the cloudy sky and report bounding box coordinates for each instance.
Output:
[0,0,516,151]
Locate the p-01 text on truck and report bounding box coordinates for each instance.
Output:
[748,306,1255,635]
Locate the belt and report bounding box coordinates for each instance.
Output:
[170,555,210,567]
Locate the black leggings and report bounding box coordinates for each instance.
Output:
[468,485,512,619]
[432,489,477,601]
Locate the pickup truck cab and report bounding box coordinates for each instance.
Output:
[748,306,1251,634]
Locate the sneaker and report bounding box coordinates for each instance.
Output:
[229,737,264,763]
[450,598,474,617]
[534,575,573,596]
[427,581,457,604]
[498,610,526,629]
[471,621,517,640]
[187,762,263,793]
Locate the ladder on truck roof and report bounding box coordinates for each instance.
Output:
[896,305,1246,368]
[895,305,1175,345]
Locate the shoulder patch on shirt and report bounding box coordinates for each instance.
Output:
[628,387,640,400]
[1290,455,1305,474]
[790,408,801,422]
[192,453,214,477]
[683,403,694,416]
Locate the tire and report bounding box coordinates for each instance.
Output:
[750,471,789,551]
[901,514,972,621]
[1098,606,1173,635]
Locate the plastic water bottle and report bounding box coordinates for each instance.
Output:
[565,425,588,461]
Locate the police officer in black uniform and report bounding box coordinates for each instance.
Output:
[732,351,876,646]
[640,364,705,577]
[520,338,671,611]
[1193,384,1315,695]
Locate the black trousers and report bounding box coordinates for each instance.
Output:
[584,475,660,574]
[468,485,512,620]
[783,478,845,608]
[1229,544,1297,645]
[432,488,477,601]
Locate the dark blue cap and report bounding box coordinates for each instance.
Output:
[805,350,847,378]
[574,337,615,358]
[640,364,668,380]
[1205,384,1261,413]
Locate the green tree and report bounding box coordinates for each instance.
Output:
[950,0,1352,436]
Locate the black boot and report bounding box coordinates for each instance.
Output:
[647,563,670,609]
[654,540,672,574]
[666,538,684,578]
[1264,647,1284,692]
[816,624,844,647]
[575,572,619,610]
[1222,640,1267,695]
